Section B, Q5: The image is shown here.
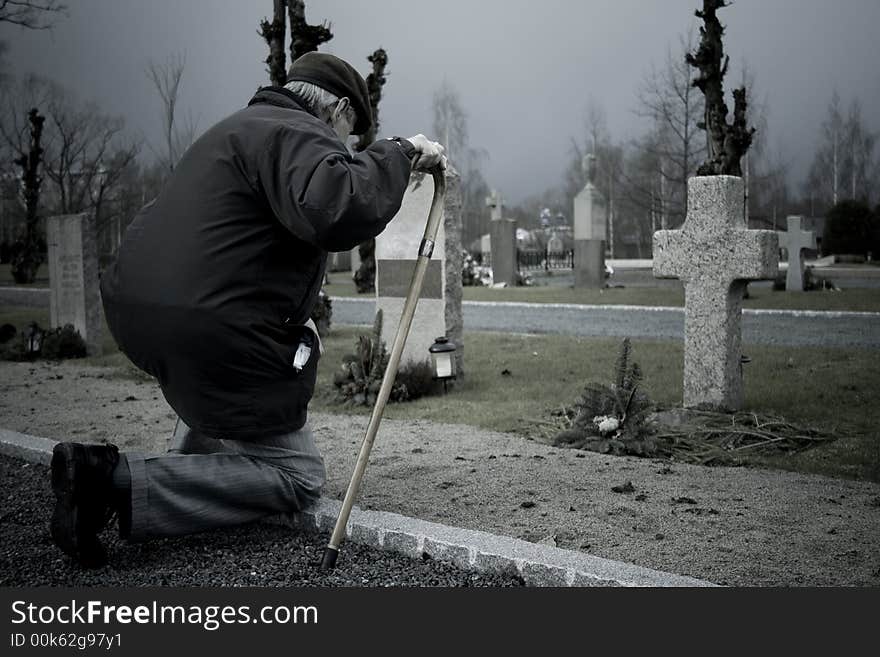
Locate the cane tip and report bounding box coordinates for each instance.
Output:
[320,546,339,570]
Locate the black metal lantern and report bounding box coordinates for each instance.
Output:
[25,322,42,355]
[428,336,457,392]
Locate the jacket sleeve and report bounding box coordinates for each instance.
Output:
[257,120,414,252]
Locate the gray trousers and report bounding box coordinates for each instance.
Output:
[125,419,326,541]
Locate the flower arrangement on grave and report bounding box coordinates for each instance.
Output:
[332,309,438,406]
[551,338,657,456]
[461,250,484,286]
[0,322,86,361]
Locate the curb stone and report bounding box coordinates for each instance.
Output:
[0,427,716,587]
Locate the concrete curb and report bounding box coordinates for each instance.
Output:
[1,427,715,587]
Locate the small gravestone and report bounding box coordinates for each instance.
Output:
[573,153,607,287]
[547,232,564,255]
[46,213,102,355]
[777,215,816,291]
[350,246,362,279]
[653,176,777,411]
[375,171,463,372]
[486,190,517,286]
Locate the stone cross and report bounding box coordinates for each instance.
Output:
[486,190,503,222]
[46,213,103,355]
[375,171,463,373]
[653,176,778,411]
[777,215,816,291]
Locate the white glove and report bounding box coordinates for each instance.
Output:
[406,134,448,171]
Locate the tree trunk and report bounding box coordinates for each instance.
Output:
[259,0,287,87]
[686,0,754,176]
[288,0,332,62]
[11,108,45,284]
[355,48,388,152]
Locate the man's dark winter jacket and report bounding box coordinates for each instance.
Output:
[101,88,415,439]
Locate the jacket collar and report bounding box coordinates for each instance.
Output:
[248,86,312,114]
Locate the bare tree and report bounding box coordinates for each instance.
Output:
[635,31,705,227]
[432,79,469,168]
[806,91,847,211]
[146,52,197,174]
[9,108,44,282]
[355,48,387,152]
[844,99,877,204]
[259,0,287,86]
[686,0,755,176]
[288,0,332,62]
[44,94,139,221]
[0,0,66,29]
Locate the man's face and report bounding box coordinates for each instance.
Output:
[329,98,356,143]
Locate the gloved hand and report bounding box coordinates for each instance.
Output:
[406,134,448,172]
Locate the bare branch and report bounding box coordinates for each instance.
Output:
[0,0,67,29]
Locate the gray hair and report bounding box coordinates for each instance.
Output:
[284,80,339,118]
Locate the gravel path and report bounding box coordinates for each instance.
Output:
[2,360,879,587]
[331,298,880,348]
[0,454,522,587]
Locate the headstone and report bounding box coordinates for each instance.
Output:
[480,233,491,264]
[547,232,564,254]
[653,176,778,411]
[442,172,464,377]
[327,250,351,272]
[486,190,517,286]
[375,171,463,371]
[573,153,606,287]
[777,215,816,291]
[46,213,103,355]
[350,245,362,279]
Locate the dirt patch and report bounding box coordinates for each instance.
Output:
[2,359,878,586]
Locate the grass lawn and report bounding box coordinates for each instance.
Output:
[2,305,877,482]
[323,272,880,312]
[5,264,879,311]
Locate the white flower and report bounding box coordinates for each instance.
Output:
[597,417,620,435]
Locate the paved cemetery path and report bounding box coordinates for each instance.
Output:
[331,298,880,348]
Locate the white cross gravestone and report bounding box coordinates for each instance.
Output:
[375,171,463,373]
[653,176,778,410]
[486,189,517,286]
[46,213,103,355]
[777,215,816,291]
[486,189,503,222]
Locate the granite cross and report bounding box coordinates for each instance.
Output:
[777,215,816,291]
[653,176,778,411]
[485,190,503,222]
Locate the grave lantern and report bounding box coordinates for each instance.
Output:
[25,322,42,355]
[429,336,457,392]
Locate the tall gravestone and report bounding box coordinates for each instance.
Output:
[653,176,777,411]
[777,215,816,291]
[487,190,517,286]
[573,153,606,287]
[375,171,463,373]
[480,233,491,265]
[46,213,103,355]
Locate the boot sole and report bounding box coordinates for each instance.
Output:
[50,443,107,568]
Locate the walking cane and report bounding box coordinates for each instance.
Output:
[320,166,446,570]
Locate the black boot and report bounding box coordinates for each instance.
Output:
[50,442,120,568]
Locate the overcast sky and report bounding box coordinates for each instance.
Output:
[3,0,879,204]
